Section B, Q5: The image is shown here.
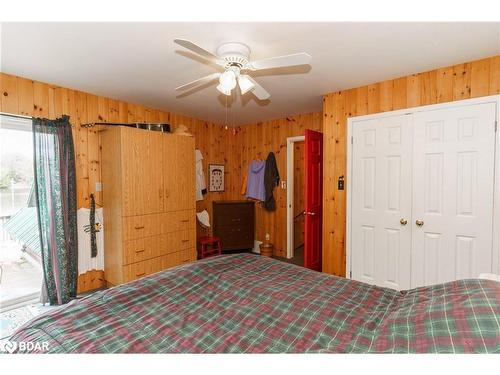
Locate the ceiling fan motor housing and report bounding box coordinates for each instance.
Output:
[216,42,251,70]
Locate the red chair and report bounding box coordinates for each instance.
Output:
[197,236,222,259]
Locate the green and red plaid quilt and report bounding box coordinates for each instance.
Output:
[8,254,500,353]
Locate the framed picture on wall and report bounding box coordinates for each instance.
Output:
[209,164,225,192]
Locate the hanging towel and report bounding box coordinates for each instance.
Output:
[264,152,280,211]
[246,160,266,201]
[77,207,104,274]
[195,149,207,201]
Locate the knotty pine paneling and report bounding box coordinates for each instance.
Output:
[0,72,232,214]
[0,72,233,292]
[322,55,500,277]
[230,112,322,257]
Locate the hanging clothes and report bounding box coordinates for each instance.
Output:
[77,207,105,275]
[195,149,207,201]
[246,160,266,201]
[263,152,280,211]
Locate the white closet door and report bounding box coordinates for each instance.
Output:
[411,103,496,288]
[351,114,413,289]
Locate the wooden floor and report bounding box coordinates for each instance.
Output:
[273,245,304,267]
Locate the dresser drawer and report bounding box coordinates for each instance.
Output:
[162,248,196,269]
[160,210,195,233]
[214,225,253,248]
[123,214,160,241]
[123,236,160,265]
[159,229,195,255]
[122,257,162,283]
[122,249,196,283]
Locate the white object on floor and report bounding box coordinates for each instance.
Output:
[253,240,263,254]
[479,273,500,282]
[77,207,104,274]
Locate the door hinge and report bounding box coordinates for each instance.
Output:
[495,121,498,132]
[351,136,353,144]
[349,270,352,278]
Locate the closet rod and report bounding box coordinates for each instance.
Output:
[0,112,32,120]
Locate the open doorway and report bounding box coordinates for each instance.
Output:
[0,115,42,319]
[285,135,305,266]
[286,130,323,271]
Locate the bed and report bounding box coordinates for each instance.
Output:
[9,253,500,353]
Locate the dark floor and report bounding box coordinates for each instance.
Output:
[273,245,304,266]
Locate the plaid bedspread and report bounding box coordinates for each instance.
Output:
[8,254,500,353]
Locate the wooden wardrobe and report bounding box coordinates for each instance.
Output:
[101,126,196,286]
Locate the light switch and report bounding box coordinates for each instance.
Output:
[95,182,102,192]
[281,180,287,189]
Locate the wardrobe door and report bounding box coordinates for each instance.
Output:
[121,127,164,216]
[351,114,413,289]
[411,103,496,288]
[163,135,195,212]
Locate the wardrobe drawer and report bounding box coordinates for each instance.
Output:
[123,214,160,241]
[123,236,160,265]
[159,230,195,255]
[161,248,196,269]
[122,257,161,283]
[160,209,195,233]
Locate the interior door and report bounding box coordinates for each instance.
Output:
[351,114,413,289]
[304,129,323,271]
[122,127,163,216]
[411,103,496,288]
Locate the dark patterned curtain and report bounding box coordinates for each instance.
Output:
[33,115,78,305]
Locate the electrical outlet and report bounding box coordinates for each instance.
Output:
[265,233,270,241]
[95,182,102,192]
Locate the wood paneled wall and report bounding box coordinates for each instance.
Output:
[322,55,500,277]
[0,72,233,292]
[0,72,233,215]
[231,112,322,257]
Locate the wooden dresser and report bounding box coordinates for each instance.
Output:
[101,126,196,286]
[213,200,255,252]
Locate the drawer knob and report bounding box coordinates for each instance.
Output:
[181,239,190,243]
[180,219,189,223]
[135,272,146,277]
[135,249,145,253]
[134,226,145,230]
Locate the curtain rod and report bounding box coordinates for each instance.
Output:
[0,112,32,120]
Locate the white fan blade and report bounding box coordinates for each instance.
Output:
[238,75,255,95]
[174,39,221,64]
[245,76,270,100]
[175,73,221,92]
[249,52,312,71]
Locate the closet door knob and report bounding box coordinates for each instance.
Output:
[415,219,424,227]
[400,218,408,225]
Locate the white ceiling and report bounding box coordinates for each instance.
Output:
[1,22,500,125]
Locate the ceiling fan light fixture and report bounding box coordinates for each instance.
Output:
[216,83,232,96]
[219,70,236,88]
[238,76,255,95]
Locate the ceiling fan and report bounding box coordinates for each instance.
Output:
[174,39,312,100]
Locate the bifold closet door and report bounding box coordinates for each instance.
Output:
[411,103,496,288]
[351,114,413,289]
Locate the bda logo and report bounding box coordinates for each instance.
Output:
[0,340,17,353]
